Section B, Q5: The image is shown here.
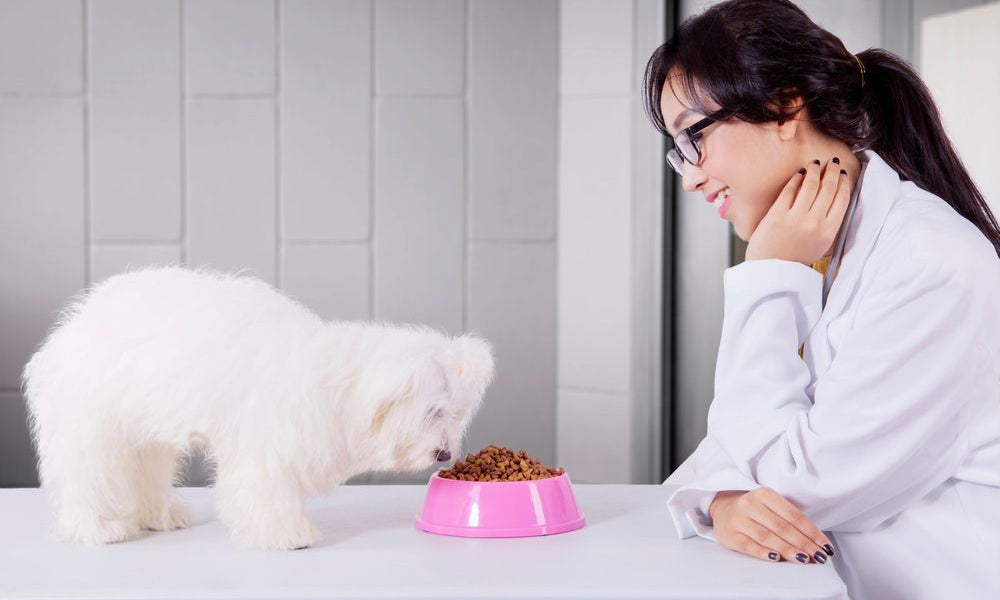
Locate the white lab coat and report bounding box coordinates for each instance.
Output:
[665,150,1000,600]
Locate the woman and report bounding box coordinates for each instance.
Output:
[643,1,1000,598]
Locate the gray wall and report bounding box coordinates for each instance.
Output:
[558,0,665,485]
[922,2,1000,219]
[672,0,996,468]
[0,0,665,487]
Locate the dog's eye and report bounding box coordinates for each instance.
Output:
[430,408,445,420]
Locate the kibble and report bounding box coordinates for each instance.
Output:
[437,445,565,482]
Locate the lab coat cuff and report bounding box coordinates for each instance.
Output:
[666,477,760,542]
[666,487,718,541]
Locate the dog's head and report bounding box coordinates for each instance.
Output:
[354,329,494,474]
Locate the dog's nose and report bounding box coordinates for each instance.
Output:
[435,449,451,462]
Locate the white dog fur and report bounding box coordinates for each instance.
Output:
[22,266,494,550]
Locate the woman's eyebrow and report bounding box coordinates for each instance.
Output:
[670,108,698,134]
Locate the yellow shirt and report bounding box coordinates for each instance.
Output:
[812,254,833,278]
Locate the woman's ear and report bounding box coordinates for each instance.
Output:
[772,93,807,141]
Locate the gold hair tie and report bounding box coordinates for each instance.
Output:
[854,54,866,88]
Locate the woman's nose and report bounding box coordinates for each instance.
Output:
[680,162,707,193]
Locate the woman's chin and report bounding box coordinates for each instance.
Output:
[732,220,750,242]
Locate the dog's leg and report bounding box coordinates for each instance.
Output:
[136,442,191,531]
[212,452,319,551]
[47,426,143,545]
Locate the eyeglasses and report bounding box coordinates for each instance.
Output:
[666,110,728,176]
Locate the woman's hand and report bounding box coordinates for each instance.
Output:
[709,488,836,564]
[745,157,852,266]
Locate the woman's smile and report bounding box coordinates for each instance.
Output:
[706,186,732,219]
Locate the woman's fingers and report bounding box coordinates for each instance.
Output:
[757,488,836,559]
[793,158,842,215]
[790,159,822,213]
[737,518,816,564]
[826,166,852,222]
[812,157,846,217]
[737,490,830,564]
[773,164,808,211]
[751,507,829,564]
[730,531,783,563]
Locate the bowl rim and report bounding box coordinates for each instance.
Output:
[429,470,570,485]
[414,514,586,538]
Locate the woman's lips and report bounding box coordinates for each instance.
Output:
[710,187,732,218]
[718,194,732,218]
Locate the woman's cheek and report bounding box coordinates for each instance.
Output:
[737,194,771,240]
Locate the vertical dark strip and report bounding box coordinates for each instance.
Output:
[662,0,679,480]
[730,229,748,266]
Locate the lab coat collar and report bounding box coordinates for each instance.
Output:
[820,150,901,319]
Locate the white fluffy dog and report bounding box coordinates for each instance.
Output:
[22,266,494,550]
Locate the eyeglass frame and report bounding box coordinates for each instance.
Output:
[666,108,730,175]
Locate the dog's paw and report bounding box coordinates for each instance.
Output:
[140,499,191,531]
[234,518,320,551]
[54,514,139,545]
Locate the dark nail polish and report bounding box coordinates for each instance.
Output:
[795,553,809,563]
[768,551,779,561]
[798,168,807,175]
[812,159,821,165]
[840,169,847,175]
[823,544,835,556]
[813,551,828,564]
[832,157,840,164]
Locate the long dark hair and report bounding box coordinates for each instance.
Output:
[642,0,1000,258]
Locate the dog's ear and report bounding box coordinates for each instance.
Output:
[439,333,495,412]
[364,370,417,437]
[364,353,439,436]
[369,397,398,436]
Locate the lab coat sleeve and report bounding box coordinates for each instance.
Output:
[664,259,821,541]
[707,252,980,532]
[665,434,762,541]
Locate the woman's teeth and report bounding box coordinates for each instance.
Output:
[713,188,731,208]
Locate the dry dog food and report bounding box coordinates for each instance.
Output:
[438,445,565,481]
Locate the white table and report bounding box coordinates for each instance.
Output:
[0,484,848,599]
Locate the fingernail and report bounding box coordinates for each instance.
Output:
[813,551,828,564]
[823,543,835,556]
[768,552,779,561]
[798,168,807,175]
[812,159,821,165]
[840,169,847,175]
[832,157,840,164]
[795,553,809,564]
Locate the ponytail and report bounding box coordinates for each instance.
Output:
[856,48,1000,257]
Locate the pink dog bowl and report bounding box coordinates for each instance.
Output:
[415,472,586,538]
